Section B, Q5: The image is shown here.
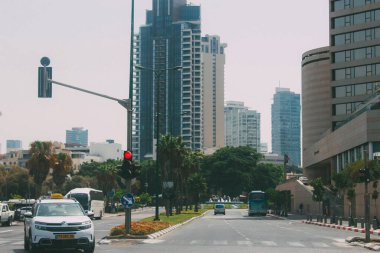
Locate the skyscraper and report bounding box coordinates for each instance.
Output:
[66,127,88,147]
[132,0,203,160]
[302,1,380,180]
[271,88,301,166]
[224,101,261,151]
[201,35,227,150]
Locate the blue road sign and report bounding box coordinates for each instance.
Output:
[120,193,135,208]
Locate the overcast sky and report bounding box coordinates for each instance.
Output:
[0,0,329,153]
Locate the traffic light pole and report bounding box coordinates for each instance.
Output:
[364,150,370,242]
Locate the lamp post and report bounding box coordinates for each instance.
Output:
[135,65,182,221]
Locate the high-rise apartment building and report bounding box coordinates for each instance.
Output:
[6,139,22,153]
[303,0,380,181]
[201,35,227,149]
[271,88,301,166]
[224,101,261,152]
[132,0,203,160]
[66,127,88,147]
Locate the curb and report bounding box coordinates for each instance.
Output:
[303,220,380,236]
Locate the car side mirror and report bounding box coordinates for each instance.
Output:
[24,212,33,218]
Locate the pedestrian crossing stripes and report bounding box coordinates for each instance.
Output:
[154,239,354,248]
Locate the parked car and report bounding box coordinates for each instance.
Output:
[214,204,226,215]
[0,203,14,226]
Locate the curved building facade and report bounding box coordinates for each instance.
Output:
[301,47,331,154]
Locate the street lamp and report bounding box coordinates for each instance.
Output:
[135,64,182,221]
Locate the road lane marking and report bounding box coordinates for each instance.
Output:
[312,242,330,248]
[213,240,228,245]
[0,230,13,234]
[0,240,10,245]
[142,239,164,244]
[190,240,202,244]
[288,242,305,247]
[261,241,277,246]
[237,240,252,246]
[11,241,24,245]
[332,242,352,248]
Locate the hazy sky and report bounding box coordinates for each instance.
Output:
[0,0,329,153]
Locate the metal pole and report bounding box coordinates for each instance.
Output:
[124,0,135,235]
[365,149,370,242]
[154,71,161,221]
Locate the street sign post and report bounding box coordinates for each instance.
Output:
[120,193,135,209]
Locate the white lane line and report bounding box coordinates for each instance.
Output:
[288,242,305,247]
[142,239,165,244]
[0,230,13,234]
[261,241,277,246]
[237,240,252,246]
[213,240,228,245]
[332,242,352,248]
[190,240,202,244]
[11,241,24,245]
[0,240,10,245]
[312,242,330,248]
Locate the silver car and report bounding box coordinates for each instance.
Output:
[214,204,226,215]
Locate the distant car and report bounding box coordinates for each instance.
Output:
[214,204,226,215]
[15,206,32,221]
[299,176,309,184]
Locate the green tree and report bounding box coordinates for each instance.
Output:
[187,173,207,212]
[52,153,73,190]
[202,146,262,197]
[310,177,325,215]
[27,141,54,196]
[251,163,283,192]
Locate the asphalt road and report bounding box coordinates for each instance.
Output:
[98,209,370,253]
[0,208,372,253]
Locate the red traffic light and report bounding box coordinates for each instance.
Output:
[124,151,133,160]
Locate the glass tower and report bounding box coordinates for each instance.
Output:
[271,88,301,166]
[66,127,88,147]
[133,0,202,160]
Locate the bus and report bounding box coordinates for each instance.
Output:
[65,188,104,220]
[248,191,267,216]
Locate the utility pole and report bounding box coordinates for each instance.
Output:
[364,149,371,242]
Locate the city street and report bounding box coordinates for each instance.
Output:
[0,208,371,253]
[101,209,368,253]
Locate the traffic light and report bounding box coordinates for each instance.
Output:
[38,57,52,98]
[359,167,370,182]
[117,151,140,180]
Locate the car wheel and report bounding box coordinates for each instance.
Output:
[84,239,95,253]
[6,217,12,226]
[29,232,40,253]
[24,232,30,251]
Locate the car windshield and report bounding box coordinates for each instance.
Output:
[36,203,84,217]
[215,204,224,208]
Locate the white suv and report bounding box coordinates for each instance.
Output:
[24,197,95,253]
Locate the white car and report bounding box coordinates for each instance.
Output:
[24,197,95,253]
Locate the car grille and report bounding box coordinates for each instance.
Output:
[45,226,86,232]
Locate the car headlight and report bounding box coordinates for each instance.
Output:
[79,221,92,230]
[35,222,48,230]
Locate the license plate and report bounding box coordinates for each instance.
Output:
[55,234,75,240]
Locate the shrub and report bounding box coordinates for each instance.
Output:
[110,221,170,236]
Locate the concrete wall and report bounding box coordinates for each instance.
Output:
[276,179,320,215]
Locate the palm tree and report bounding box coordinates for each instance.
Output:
[52,153,73,191]
[27,141,54,197]
[187,173,207,212]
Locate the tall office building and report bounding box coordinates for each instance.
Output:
[132,0,203,160]
[66,127,88,147]
[224,101,261,151]
[6,139,22,153]
[271,88,301,166]
[303,1,380,181]
[201,35,227,149]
